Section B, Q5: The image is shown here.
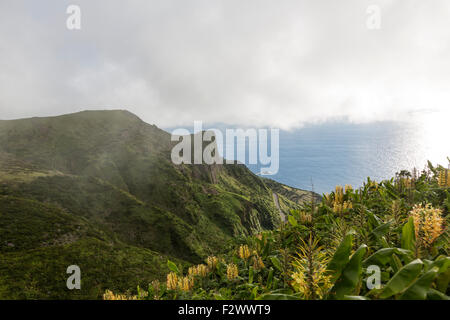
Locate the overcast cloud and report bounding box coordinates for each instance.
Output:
[1,0,450,129]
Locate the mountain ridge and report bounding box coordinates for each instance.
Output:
[0,109,318,298]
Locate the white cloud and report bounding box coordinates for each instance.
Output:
[1,0,450,129]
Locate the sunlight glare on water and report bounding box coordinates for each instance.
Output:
[247,110,450,194]
[411,110,450,169]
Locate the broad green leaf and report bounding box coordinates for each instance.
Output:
[270,256,282,272]
[422,259,434,271]
[364,248,411,266]
[399,267,439,300]
[250,286,259,299]
[427,288,450,300]
[167,260,179,274]
[266,268,274,289]
[272,277,279,289]
[401,217,416,252]
[391,254,403,274]
[384,183,400,199]
[331,244,367,299]
[379,236,390,248]
[436,268,450,293]
[327,233,353,282]
[290,209,300,219]
[380,259,423,299]
[427,160,437,174]
[249,266,254,284]
[424,256,450,293]
[288,215,297,227]
[429,256,450,274]
[370,221,393,240]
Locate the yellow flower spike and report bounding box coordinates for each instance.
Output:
[198,264,208,277]
[103,289,137,300]
[331,186,352,216]
[448,170,450,187]
[290,235,332,300]
[343,201,352,210]
[103,290,115,300]
[438,169,450,188]
[299,211,313,225]
[226,263,239,280]
[238,245,251,260]
[252,255,265,270]
[166,272,178,291]
[188,264,208,277]
[206,256,218,272]
[408,203,445,252]
[333,203,342,215]
[178,276,194,292]
[344,184,353,193]
[334,186,344,204]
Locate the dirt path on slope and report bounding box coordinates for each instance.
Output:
[272,192,286,223]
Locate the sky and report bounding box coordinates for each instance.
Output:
[1,0,450,130]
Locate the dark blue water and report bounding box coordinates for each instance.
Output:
[165,116,449,195]
[247,122,417,194]
[248,119,448,194]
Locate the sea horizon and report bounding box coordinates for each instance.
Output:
[166,112,449,194]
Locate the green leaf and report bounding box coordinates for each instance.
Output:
[327,233,353,282]
[250,286,259,299]
[331,245,367,299]
[436,268,450,293]
[399,267,439,300]
[401,217,416,252]
[384,182,400,199]
[370,221,393,241]
[266,268,274,289]
[429,256,450,274]
[364,248,411,267]
[249,266,254,284]
[288,215,297,227]
[290,209,300,219]
[391,254,403,274]
[427,288,450,300]
[379,236,390,249]
[270,256,282,272]
[380,259,423,299]
[427,160,437,175]
[167,260,179,274]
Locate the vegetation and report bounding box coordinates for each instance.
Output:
[105,161,450,300]
[0,110,312,299]
[1,111,447,300]
[0,195,190,299]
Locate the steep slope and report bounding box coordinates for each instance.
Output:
[0,196,184,299]
[0,110,316,298]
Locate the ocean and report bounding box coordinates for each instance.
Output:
[166,111,449,195]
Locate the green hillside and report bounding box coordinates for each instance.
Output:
[107,162,450,300]
[0,110,313,299]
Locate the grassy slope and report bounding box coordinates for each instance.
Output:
[118,165,449,300]
[0,196,185,299]
[0,110,314,299]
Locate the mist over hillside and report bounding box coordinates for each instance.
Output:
[0,110,317,299]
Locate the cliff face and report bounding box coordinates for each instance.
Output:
[0,110,314,298]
